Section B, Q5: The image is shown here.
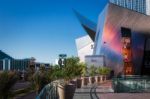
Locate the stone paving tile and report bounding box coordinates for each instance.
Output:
[11,81,31,90]
[73,81,113,99]
[73,85,92,99]
[99,93,150,99]
[73,93,91,99]
[74,81,150,99]
[96,86,114,93]
[15,91,36,99]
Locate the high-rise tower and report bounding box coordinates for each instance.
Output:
[109,0,150,15]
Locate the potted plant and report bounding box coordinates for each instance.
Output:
[103,67,111,81]
[57,57,78,99]
[89,65,96,84]
[98,67,111,83]
[97,67,103,83]
[57,68,76,99]
[95,68,100,84]
[73,62,85,88]
[80,63,88,86]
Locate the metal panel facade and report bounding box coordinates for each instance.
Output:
[94,3,150,75]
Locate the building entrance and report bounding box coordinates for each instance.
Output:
[121,28,134,75]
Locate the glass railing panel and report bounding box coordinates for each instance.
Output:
[112,76,150,93]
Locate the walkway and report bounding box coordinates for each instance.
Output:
[11,81,36,99]
[73,81,113,99]
[99,93,150,99]
[73,81,150,99]
[11,81,31,90]
[17,80,150,99]
[15,91,36,99]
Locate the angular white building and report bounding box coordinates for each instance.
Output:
[76,35,94,62]
[74,10,96,62]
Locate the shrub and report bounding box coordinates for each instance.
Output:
[89,65,96,76]
[33,66,51,94]
[52,57,84,84]
[79,63,87,77]
[0,71,18,99]
[51,65,64,80]
[97,67,111,75]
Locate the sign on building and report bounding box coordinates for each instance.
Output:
[85,55,105,68]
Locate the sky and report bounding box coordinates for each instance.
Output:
[0,0,108,63]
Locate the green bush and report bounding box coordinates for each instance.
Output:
[97,67,111,75]
[33,66,51,94]
[51,65,64,80]
[89,65,96,76]
[52,57,85,84]
[79,63,87,77]
[61,57,79,82]
[0,71,18,99]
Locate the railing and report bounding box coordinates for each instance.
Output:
[36,81,59,99]
[112,75,150,93]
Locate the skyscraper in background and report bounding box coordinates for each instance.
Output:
[109,0,150,15]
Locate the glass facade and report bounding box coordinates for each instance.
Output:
[0,59,31,71]
[10,59,30,71]
[109,0,149,15]
[0,60,3,70]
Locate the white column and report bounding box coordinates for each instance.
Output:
[3,59,5,70]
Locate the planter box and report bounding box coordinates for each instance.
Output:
[99,75,103,83]
[81,77,88,86]
[89,77,95,84]
[57,83,76,99]
[76,78,82,88]
[70,79,77,87]
[95,76,99,83]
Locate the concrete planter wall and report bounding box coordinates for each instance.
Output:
[76,78,82,88]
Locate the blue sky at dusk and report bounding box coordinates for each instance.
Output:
[0,0,108,63]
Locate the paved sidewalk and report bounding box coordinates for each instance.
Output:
[73,85,93,99]
[73,81,150,99]
[73,81,113,99]
[99,93,150,99]
[16,91,36,99]
[11,81,31,90]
